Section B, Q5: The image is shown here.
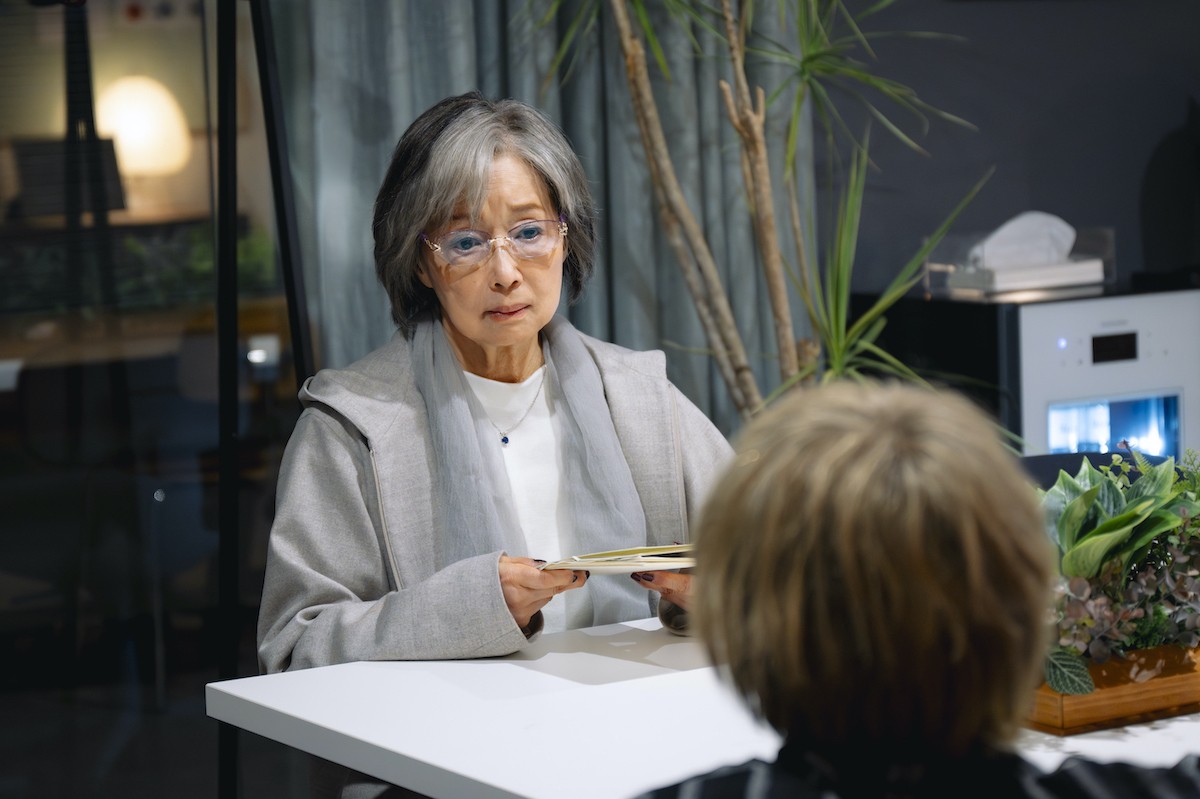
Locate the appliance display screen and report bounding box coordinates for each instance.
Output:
[1092,332,1138,363]
[1047,394,1180,458]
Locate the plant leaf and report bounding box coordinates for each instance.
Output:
[1045,648,1095,695]
[843,168,992,346]
[1040,471,1080,548]
[853,339,925,382]
[1094,478,1125,520]
[1130,448,1156,476]
[631,0,672,81]
[1073,456,1107,491]
[1057,484,1100,553]
[1060,498,1156,578]
[1125,457,1176,504]
[1119,508,1187,571]
[1042,468,1086,514]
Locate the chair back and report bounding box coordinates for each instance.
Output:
[1020,451,1168,490]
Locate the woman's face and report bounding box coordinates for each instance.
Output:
[418,154,565,380]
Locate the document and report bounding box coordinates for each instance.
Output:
[538,543,694,574]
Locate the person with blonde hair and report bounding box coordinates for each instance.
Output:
[640,381,1200,798]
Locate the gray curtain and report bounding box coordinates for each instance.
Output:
[269,0,813,435]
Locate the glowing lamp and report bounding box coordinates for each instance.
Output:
[96,76,192,176]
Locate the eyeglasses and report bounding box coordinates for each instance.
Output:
[421,219,568,270]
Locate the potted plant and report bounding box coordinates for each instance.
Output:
[541,0,980,415]
[1032,446,1200,734]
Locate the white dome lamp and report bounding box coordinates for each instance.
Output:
[96,75,192,211]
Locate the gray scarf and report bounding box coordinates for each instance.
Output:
[410,314,651,626]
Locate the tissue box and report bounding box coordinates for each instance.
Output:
[923,227,1115,298]
[945,258,1104,293]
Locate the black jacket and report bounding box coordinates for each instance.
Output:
[636,737,1200,799]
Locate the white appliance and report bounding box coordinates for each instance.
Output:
[1018,289,1200,457]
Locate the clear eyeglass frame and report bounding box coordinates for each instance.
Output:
[421,219,568,270]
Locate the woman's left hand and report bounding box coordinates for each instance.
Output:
[630,570,692,611]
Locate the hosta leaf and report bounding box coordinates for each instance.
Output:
[1078,497,1156,541]
[1074,457,1107,491]
[1057,484,1100,552]
[1125,457,1176,505]
[1045,648,1095,695]
[1061,499,1155,578]
[1094,478,1125,519]
[1041,469,1086,546]
[1052,468,1087,503]
[1119,509,1187,571]
[1040,492,1065,549]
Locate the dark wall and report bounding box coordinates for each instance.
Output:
[833,0,1200,290]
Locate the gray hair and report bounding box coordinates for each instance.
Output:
[372,92,597,333]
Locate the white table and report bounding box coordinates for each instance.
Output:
[207,618,1200,799]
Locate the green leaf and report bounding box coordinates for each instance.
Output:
[1094,478,1125,520]
[1169,495,1200,520]
[1041,469,1086,527]
[1045,648,1095,695]
[1057,484,1100,552]
[1060,498,1156,578]
[1125,457,1176,505]
[537,0,602,97]
[853,339,925,383]
[1039,472,1077,548]
[1119,509,1186,571]
[1131,448,1156,476]
[815,132,987,380]
[631,0,672,81]
[1073,456,1107,491]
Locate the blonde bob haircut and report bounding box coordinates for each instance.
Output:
[694,381,1056,754]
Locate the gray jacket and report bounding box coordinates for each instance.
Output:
[257,330,731,672]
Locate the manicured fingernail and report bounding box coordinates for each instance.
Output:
[585,571,591,578]
[630,573,642,581]
[638,572,654,583]
[572,573,579,583]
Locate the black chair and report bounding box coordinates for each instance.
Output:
[1020,451,1168,491]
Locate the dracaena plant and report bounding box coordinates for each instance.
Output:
[536,0,977,418]
[1039,447,1200,695]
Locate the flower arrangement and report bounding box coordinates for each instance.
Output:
[1040,445,1200,695]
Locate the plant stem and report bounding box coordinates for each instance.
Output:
[718,0,799,382]
[607,0,762,416]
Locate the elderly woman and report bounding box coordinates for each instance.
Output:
[641,382,1200,798]
[257,91,728,675]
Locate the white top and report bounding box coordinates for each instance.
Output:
[464,367,591,632]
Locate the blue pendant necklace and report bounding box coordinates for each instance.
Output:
[485,368,546,446]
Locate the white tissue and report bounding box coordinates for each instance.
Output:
[967,211,1076,270]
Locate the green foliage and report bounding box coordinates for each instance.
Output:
[1041,449,1200,695]
[764,137,989,394]
[1041,455,1196,580]
[1045,647,1095,695]
[756,0,975,171]
[1180,449,1200,495]
[1098,453,1133,488]
[541,0,973,167]
[1,222,278,313]
[1125,604,1174,652]
[536,1,983,403]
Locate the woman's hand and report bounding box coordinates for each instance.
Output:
[630,570,693,611]
[499,556,588,628]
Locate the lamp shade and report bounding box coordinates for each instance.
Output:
[96,76,192,176]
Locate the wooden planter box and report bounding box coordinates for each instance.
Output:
[1028,645,1200,735]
